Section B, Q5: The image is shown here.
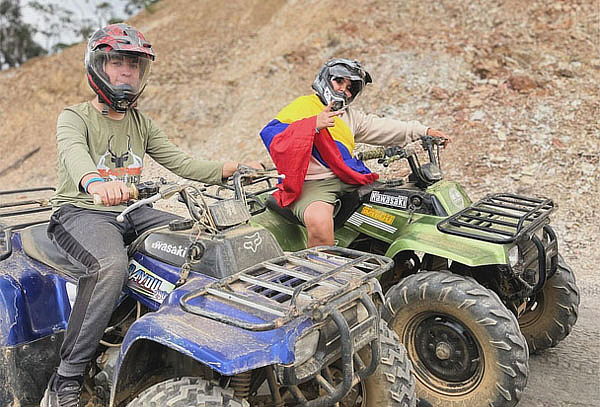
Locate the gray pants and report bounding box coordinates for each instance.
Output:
[47,204,180,377]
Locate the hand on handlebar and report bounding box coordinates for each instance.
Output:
[426,128,452,146]
[222,161,264,179]
[89,180,130,206]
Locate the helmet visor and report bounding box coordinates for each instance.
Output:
[328,64,366,102]
[331,76,365,103]
[88,50,152,97]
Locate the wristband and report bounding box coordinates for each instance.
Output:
[84,177,105,193]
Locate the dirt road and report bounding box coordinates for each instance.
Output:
[521,255,599,407]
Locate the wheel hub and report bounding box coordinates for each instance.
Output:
[414,316,480,382]
[435,342,452,360]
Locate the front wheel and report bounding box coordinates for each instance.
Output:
[300,323,417,406]
[361,323,417,406]
[519,255,580,353]
[383,271,529,407]
[126,377,247,407]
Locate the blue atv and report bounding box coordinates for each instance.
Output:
[0,173,416,407]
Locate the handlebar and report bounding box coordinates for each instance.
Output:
[115,184,185,222]
[355,145,418,169]
[356,147,386,161]
[93,168,282,223]
[356,135,447,187]
[357,135,447,162]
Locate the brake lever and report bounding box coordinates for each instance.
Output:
[115,184,186,222]
[116,193,162,222]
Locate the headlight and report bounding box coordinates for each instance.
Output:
[294,330,320,366]
[356,302,369,323]
[533,227,545,243]
[508,245,519,268]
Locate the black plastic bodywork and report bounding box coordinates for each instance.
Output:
[363,186,447,216]
[0,187,54,261]
[0,332,64,407]
[139,225,284,279]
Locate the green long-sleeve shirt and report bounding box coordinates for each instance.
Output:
[51,102,223,212]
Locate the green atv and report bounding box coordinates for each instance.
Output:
[248,136,580,407]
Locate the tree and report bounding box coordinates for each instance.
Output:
[0,0,46,69]
[1,0,161,70]
[124,0,160,16]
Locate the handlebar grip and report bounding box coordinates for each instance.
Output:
[357,147,385,161]
[421,134,448,145]
[92,184,138,206]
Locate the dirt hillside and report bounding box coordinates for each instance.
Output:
[0,1,599,405]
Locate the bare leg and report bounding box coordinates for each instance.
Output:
[304,201,335,247]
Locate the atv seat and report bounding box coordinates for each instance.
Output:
[264,183,379,230]
[20,224,83,281]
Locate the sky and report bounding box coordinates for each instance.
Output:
[21,0,134,51]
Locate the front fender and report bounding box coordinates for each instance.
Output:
[385,221,508,267]
[118,303,298,375]
[112,286,309,405]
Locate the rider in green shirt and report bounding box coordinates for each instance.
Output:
[41,23,259,407]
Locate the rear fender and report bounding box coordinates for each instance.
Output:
[0,242,70,406]
[0,247,70,346]
[385,222,508,267]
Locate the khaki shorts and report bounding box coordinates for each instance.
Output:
[289,178,358,224]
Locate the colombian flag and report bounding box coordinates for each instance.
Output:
[260,95,378,207]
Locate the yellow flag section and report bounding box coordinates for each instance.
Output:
[275,95,355,153]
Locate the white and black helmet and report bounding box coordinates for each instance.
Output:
[312,58,372,110]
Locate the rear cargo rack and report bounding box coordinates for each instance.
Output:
[436,193,554,244]
[1,187,54,261]
[179,246,392,331]
[0,187,54,230]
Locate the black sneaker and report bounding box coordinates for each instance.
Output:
[40,372,83,407]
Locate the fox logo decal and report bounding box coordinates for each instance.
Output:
[243,232,263,253]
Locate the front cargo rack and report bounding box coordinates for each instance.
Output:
[179,246,392,331]
[436,193,554,244]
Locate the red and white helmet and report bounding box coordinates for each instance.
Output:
[85,24,155,112]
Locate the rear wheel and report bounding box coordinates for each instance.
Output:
[126,377,247,407]
[519,255,580,353]
[383,271,528,407]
